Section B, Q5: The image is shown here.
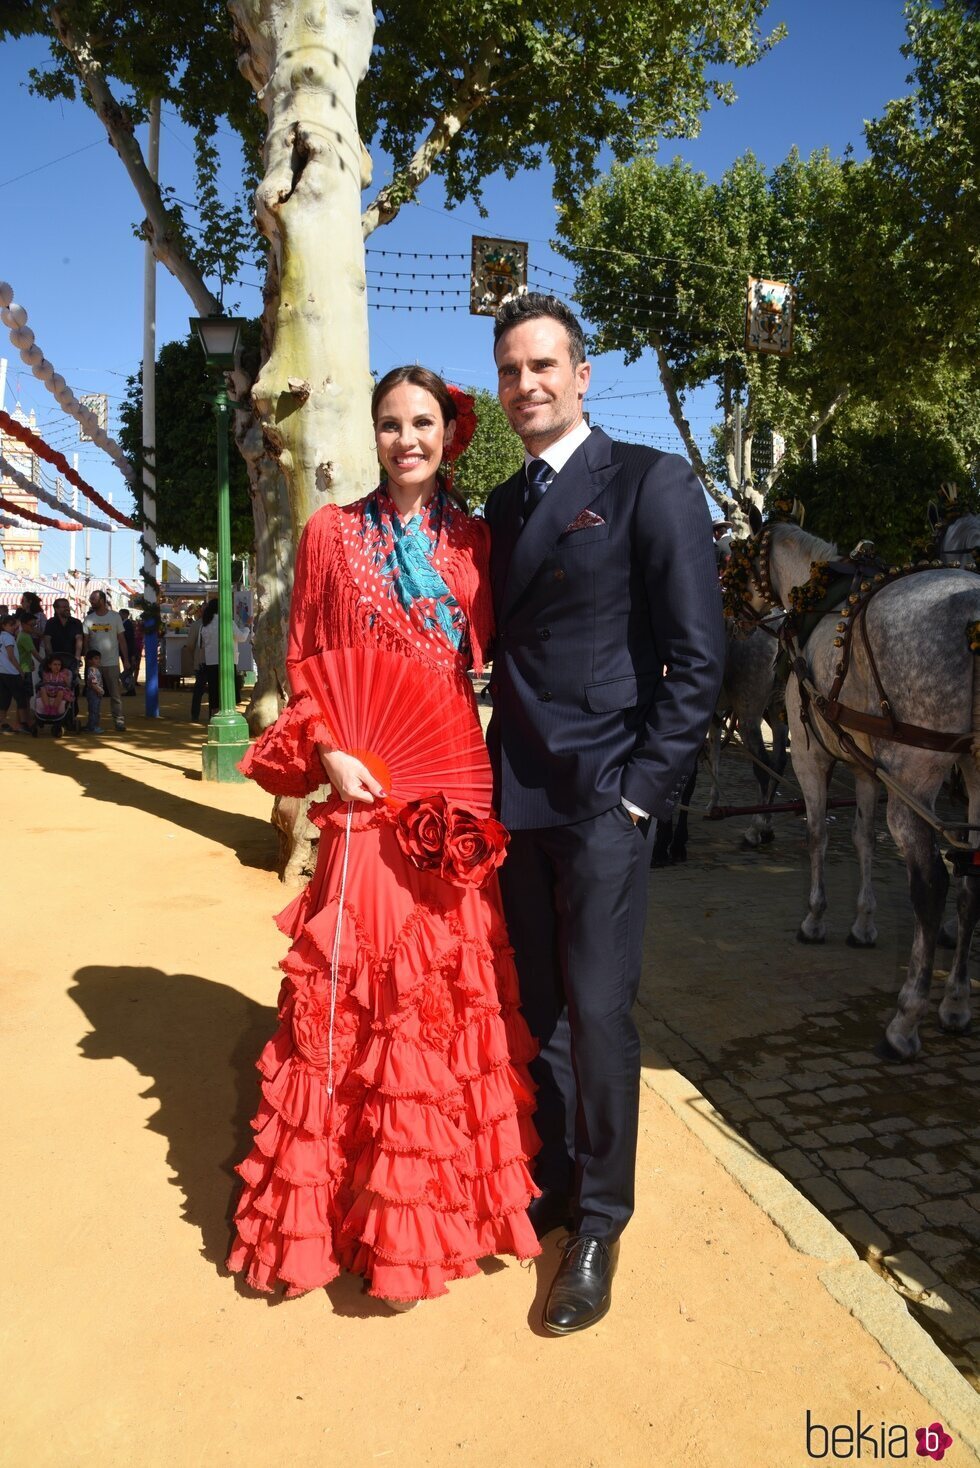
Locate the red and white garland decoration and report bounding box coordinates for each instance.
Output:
[0,452,112,531]
[0,491,82,531]
[0,281,134,485]
[0,410,131,527]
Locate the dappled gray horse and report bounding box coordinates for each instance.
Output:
[740,513,980,1061]
[651,616,788,865]
[932,506,980,568]
[708,615,789,847]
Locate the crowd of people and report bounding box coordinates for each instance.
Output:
[0,588,140,737]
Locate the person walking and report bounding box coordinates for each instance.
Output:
[197,598,248,719]
[0,610,32,734]
[82,589,130,732]
[483,293,726,1334]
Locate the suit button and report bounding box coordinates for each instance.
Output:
[538,628,551,640]
[553,568,566,581]
[540,691,553,702]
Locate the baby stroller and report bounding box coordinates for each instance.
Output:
[33,657,76,737]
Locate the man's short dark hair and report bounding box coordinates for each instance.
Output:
[493,293,587,368]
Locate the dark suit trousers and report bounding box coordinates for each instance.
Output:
[499,806,655,1241]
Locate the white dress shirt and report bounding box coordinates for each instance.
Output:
[523,418,592,480]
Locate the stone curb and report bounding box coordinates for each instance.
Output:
[641,1063,980,1461]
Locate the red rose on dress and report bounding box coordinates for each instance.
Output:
[395,796,508,888]
[395,794,451,873]
[290,985,332,1069]
[442,807,509,887]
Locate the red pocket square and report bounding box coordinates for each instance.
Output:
[563,509,606,533]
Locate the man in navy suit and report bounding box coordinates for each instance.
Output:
[484,294,725,1334]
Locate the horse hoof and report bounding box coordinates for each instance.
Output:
[938,1016,972,1036]
[873,1035,920,1064]
[740,837,760,851]
[650,852,672,870]
[796,927,826,945]
[758,828,776,845]
[845,932,877,949]
[670,846,687,864]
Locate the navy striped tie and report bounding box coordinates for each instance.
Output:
[524,457,552,521]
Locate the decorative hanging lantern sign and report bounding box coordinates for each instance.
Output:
[470,236,528,316]
[745,277,794,356]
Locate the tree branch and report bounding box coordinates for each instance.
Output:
[763,383,850,492]
[361,47,498,237]
[649,333,718,496]
[48,2,220,317]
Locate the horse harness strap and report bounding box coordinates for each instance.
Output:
[784,558,974,758]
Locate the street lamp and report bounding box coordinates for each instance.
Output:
[190,314,250,782]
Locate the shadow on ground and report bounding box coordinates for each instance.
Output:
[21,695,278,870]
[69,965,276,1273]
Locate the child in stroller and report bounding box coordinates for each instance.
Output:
[34,654,75,737]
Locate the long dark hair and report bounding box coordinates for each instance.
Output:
[201,598,219,627]
[371,366,467,511]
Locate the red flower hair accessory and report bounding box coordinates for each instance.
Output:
[444,385,477,463]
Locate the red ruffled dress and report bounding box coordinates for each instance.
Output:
[227,490,541,1301]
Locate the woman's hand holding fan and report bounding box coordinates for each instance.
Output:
[317,747,387,804]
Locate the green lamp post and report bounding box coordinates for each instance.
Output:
[190,314,250,782]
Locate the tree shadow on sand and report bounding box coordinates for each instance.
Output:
[69,965,275,1278]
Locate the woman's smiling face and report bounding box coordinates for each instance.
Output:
[374,382,455,503]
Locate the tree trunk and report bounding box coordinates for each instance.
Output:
[229,0,378,532]
[229,0,379,881]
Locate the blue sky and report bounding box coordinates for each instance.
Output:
[0,0,912,577]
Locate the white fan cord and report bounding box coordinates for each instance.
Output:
[327,801,355,1102]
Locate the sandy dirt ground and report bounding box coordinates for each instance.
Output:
[1,697,973,1468]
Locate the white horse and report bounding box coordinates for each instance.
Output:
[738,511,980,1061]
[651,617,788,865]
[708,615,789,848]
[932,505,980,568]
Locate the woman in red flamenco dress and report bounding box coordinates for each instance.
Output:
[227,366,541,1306]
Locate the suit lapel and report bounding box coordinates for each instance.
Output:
[502,429,621,618]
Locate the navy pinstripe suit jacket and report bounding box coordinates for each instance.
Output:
[484,428,726,831]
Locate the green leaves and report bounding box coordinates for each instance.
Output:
[117,330,256,556]
[362,0,782,214]
[451,388,525,508]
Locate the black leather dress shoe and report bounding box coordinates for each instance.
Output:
[543,1234,620,1335]
[526,1190,573,1240]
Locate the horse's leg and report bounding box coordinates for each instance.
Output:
[939,766,980,1034]
[650,815,674,868]
[878,796,949,1062]
[669,764,698,863]
[707,718,723,809]
[938,766,968,949]
[845,773,879,948]
[789,714,834,944]
[740,717,772,849]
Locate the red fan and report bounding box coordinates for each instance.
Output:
[291,648,493,817]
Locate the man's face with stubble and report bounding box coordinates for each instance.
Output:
[494,316,591,456]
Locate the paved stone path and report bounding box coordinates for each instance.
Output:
[637,750,980,1387]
